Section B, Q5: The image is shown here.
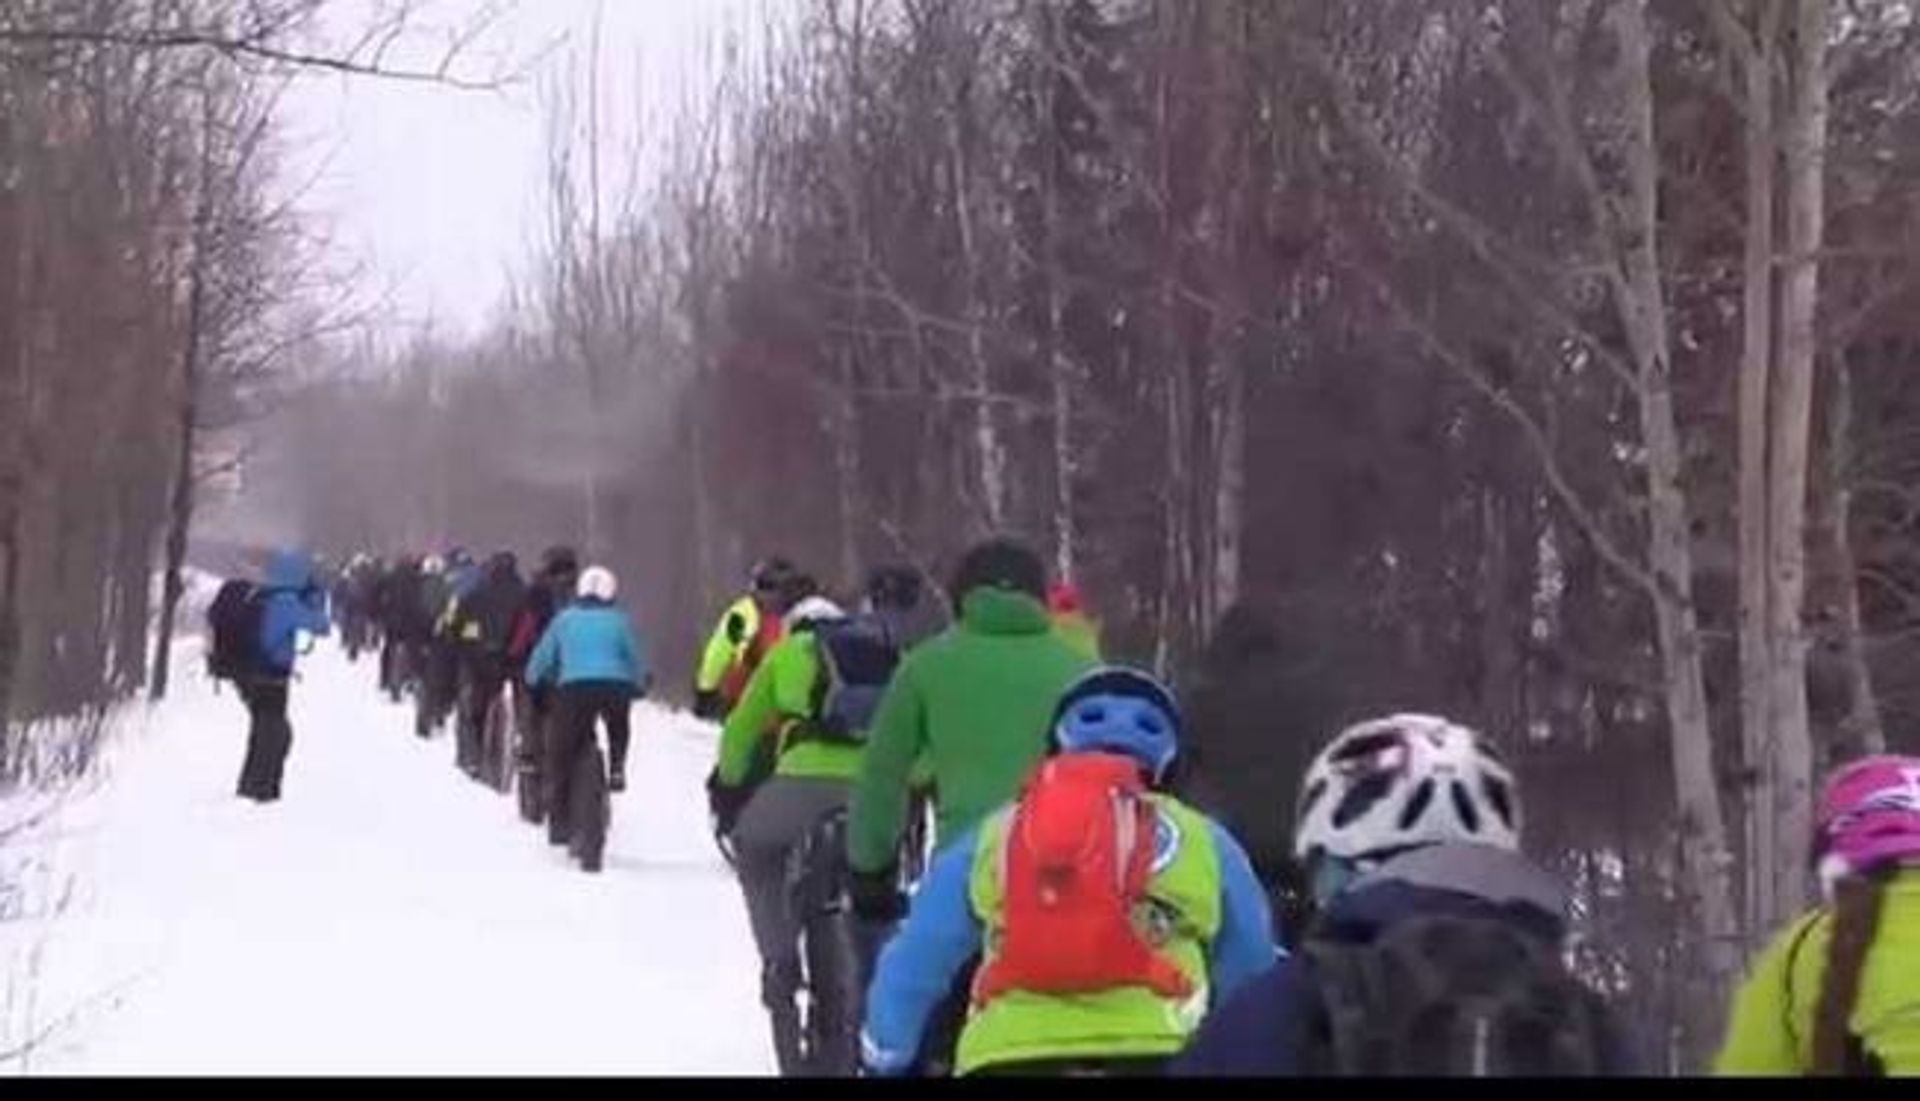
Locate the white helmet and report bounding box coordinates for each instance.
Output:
[577,565,618,601]
[1294,714,1520,866]
[785,595,845,629]
[422,555,446,576]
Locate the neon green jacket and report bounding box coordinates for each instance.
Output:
[847,588,1096,874]
[1715,868,1920,1075]
[715,631,862,785]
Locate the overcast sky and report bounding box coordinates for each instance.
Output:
[280,0,758,340]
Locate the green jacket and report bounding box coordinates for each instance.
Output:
[715,631,863,785]
[1715,868,1920,1075]
[847,588,1096,874]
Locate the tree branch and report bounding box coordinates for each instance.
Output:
[0,22,507,92]
[1347,260,1663,602]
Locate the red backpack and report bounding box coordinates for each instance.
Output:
[973,753,1194,1006]
[721,610,785,707]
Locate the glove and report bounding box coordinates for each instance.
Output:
[692,689,722,721]
[705,769,752,839]
[849,865,906,923]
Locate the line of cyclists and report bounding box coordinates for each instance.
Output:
[325,535,1920,1078]
[331,546,647,875]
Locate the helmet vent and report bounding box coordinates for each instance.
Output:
[1398,778,1435,832]
[1450,781,1482,835]
[1332,773,1394,830]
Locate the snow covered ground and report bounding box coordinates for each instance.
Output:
[1,639,774,1076]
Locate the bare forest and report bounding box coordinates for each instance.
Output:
[5,0,1920,1070]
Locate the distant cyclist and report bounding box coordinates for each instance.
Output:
[694,557,806,722]
[525,565,649,873]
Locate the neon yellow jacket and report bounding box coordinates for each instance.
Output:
[1051,611,1102,661]
[697,595,763,695]
[1715,868,1920,1075]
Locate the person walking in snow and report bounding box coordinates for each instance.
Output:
[524,565,649,873]
[235,549,332,803]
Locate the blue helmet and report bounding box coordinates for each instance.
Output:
[1050,666,1181,783]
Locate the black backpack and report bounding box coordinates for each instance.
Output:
[807,616,900,744]
[1301,914,1616,1077]
[206,578,269,682]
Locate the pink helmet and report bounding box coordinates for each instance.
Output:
[1815,755,1920,879]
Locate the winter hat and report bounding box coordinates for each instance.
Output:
[865,565,925,612]
[1050,666,1181,783]
[1814,754,1920,898]
[949,537,1048,605]
[577,566,618,602]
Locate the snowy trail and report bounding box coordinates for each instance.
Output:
[2,640,773,1076]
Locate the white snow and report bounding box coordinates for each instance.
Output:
[1,639,774,1076]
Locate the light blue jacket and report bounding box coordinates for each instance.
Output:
[524,598,648,690]
[859,808,1279,1075]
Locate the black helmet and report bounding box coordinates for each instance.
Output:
[541,545,581,579]
[752,557,799,597]
[949,537,1047,604]
[865,565,924,611]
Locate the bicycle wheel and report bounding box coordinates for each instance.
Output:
[515,691,546,824]
[788,808,862,1077]
[482,687,512,793]
[570,743,608,873]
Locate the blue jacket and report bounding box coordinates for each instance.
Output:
[860,806,1278,1075]
[1171,843,1635,1077]
[257,549,331,677]
[524,598,648,689]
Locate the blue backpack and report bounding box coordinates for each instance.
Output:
[807,616,900,744]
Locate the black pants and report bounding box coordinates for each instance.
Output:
[457,652,508,776]
[236,679,292,802]
[546,681,632,844]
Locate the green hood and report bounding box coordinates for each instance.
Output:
[958,588,1054,637]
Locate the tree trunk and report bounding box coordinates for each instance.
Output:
[948,82,1007,533]
[151,98,216,703]
[1823,351,1885,759]
[1615,0,1742,1045]
[1733,0,1780,949]
[1764,0,1829,919]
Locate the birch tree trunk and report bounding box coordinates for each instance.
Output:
[1823,351,1886,758]
[1615,0,1742,1025]
[1765,0,1830,918]
[1730,0,1780,946]
[948,83,1007,533]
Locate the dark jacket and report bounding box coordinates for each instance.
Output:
[455,560,526,654]
[1176,603,1343,941]
[1171,844,1638,1077]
